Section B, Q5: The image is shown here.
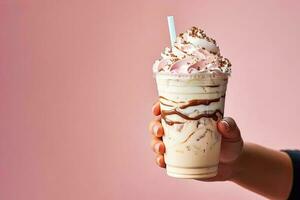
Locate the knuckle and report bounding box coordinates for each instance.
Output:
[148,121,154,132]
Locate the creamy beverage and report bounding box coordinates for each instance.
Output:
[153,27,231,179]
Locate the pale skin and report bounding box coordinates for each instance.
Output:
[149,102,293,200]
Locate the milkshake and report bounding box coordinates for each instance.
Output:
[153,27,231,179]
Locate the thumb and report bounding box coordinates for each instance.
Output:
[217,117,243,163]
[217,117,241,142]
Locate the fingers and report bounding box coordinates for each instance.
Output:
[217,117,241,142]
[150,136,166,168]
[217,117,243,163]
[148,119,164,137]
[151,101,165,168]
[149,101,163,137]
[152,102,161,116]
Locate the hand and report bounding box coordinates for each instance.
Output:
[148,101,244,181]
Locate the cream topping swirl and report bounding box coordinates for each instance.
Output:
[153,27,231,75]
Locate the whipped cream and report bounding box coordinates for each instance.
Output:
[153,27,231,75]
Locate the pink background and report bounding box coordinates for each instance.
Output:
[1,0,300,199]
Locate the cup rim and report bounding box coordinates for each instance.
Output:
[154,71,230,80]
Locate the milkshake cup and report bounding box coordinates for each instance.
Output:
[153,26,231,179]
[155,72,227,178]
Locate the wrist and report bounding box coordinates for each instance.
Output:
[228,141,246,182]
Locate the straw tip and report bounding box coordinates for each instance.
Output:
[167,16,176,47]
[167,16,174,20]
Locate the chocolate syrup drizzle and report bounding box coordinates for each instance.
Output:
[161,109,223,121]
[205,85,220,88]
[179,98,221,109]
[181,131,195,144]
[159,95,224,109]
[159,96,224,126]
[159,96,185,104]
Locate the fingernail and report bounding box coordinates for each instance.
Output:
[154,143,161,153]
[153,125,159,136]
[222,120,230,131]
[158,157,166,167]
[157,156,163,166]
[156,156,161,165]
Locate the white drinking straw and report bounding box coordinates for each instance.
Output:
[167,16,177,47]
